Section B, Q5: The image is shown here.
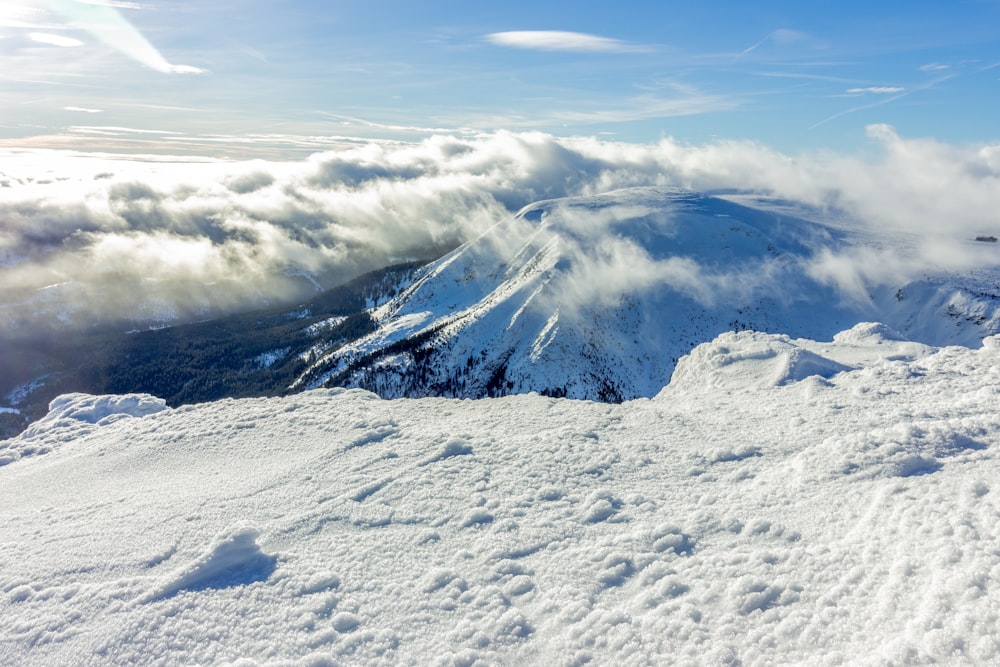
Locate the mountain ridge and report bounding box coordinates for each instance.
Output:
[294,187,1000,401]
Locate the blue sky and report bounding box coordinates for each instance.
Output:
[1,0,999,156]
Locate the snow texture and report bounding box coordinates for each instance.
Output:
[3,326,1000,665]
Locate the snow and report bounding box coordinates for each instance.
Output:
[295,187,1000,402]
[0,392,167,466]
[3,326,1000,664]
[304,316,347,336]
[6,377,48,406]
[144,524,278,603]
[664,323,933,393]
[255,348,291,369]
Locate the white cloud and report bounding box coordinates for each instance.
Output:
[485,31,650,54]
[2,126,999,331]
[845,87,905,95]
[64,106,103,113]
[69,125,183,135]
[167,65,208,74]
[166,64,207,74]
[29,31,84,47]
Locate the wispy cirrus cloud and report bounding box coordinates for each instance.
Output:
[28,31,84,47]
[739,28,812,57]
[484,30,651,54]
[753,71,873,86]
[846,86,905,95]
[812,74,953,128]
[316,112,474,136]
[68,125,183,135]
[552,92,740,124]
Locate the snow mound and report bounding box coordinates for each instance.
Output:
[0,393,167,466]
[832,321,906,344]
[666,330,853,392]
[44,392,169,425]
[147,524,277,601]
[661,322,946,397]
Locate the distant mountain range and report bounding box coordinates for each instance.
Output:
[3,187,999,438]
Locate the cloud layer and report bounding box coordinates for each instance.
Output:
[2,126,999,331]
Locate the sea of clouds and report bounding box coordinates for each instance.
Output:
[2,125,999,331]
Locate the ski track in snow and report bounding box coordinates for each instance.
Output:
[2,326,1000,665]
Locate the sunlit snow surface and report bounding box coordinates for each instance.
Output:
[3,324,1000,665]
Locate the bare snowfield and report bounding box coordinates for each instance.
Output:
[2,324,1000,665]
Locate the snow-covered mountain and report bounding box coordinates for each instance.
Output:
[294,187,1000,401]
[3,325,999,664]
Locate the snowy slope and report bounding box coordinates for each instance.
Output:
[2,325,1000,665]
[294,187,1000,401]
